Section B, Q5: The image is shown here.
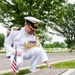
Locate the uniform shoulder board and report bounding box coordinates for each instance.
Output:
[33,33,38,37]
[13,27,21,31]
[33,33,40,41]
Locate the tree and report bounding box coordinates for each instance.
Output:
[49,3,75,52]
[0,34,4,49]
[43,42,66,48]
[0,0,66,44]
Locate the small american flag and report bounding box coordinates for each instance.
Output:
[11,46,17,75]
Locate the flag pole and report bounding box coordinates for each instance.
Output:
[15,45,17,75]
[11,45,17,75]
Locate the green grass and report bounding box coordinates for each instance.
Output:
[1,60,75,75]
[52,60,75,68]
[0,69,31,75]
[44,48,69,53]
[0,51,6,54]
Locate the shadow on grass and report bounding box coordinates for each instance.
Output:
[0,66,47,75]
[0,69,31,75]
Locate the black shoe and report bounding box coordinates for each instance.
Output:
[6,56,10,58]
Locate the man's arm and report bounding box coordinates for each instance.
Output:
[4,30,15,56]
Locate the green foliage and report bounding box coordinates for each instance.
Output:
[0,0,66,44]
[53,42,66,48]
[43,42,67,48]
[0,33,4,49]
[64,4,75,52]
[65,39,71,48]
[50,3,75,52]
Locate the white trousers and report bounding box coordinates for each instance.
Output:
[10,47,48,72]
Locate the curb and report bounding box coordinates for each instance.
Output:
[61,69,75,75]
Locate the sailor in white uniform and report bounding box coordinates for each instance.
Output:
[4,16,52,73]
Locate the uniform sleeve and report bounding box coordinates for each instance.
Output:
[39,44,49,62]
[4,30,15,56]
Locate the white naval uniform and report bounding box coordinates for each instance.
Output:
[4,34,10,57]
[4,27,48,72]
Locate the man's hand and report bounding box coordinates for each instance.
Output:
[49,66,53,68]
[12,51,21,56]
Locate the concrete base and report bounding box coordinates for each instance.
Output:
[26,69,68,75]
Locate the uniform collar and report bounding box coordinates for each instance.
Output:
[22,27,32,36]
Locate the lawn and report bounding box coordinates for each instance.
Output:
[0,51,6,54]
[1,60,75,75]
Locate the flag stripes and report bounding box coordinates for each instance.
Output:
[11,60,17,72]
[11,51,17,75]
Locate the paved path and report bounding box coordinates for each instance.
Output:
[0,53,75,72]
[61,69,75,75]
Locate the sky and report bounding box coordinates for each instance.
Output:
[68,0,75,3]
[0,0,75,42]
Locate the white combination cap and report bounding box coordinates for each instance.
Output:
[25,16,43,23]
[25,16,43,30]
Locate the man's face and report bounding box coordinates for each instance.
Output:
[26,23,35,35]
[7,30,11,34]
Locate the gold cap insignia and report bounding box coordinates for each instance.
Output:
[34,23,38,27]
